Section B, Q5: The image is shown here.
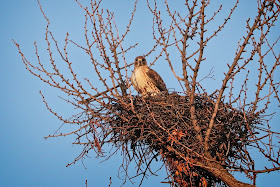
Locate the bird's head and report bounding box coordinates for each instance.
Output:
[134,56,147,67]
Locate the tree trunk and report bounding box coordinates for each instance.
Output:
[203,161,254,187]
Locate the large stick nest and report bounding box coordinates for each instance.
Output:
[98,93,259,186]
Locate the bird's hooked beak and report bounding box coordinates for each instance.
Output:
[138,59,143,66]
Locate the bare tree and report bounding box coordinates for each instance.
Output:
[14,0,280,186]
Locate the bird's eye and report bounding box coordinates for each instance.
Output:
[142,59,146,62]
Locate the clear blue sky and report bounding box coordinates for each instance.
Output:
[1,0,279,186]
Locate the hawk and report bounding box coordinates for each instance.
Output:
[131,56,167,96]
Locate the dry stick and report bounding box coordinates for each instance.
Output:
[184,0,239,63]
[78,85,120,104]
[204,1,267,155]
[84,11,113,96]
[95,8,120,97]
[189,0,206,144]
[150,1,184,85]
[252,53,280,114]
[181,0,198,94]
[39,0,87,100]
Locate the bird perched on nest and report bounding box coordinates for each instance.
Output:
[131,56,167,96]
